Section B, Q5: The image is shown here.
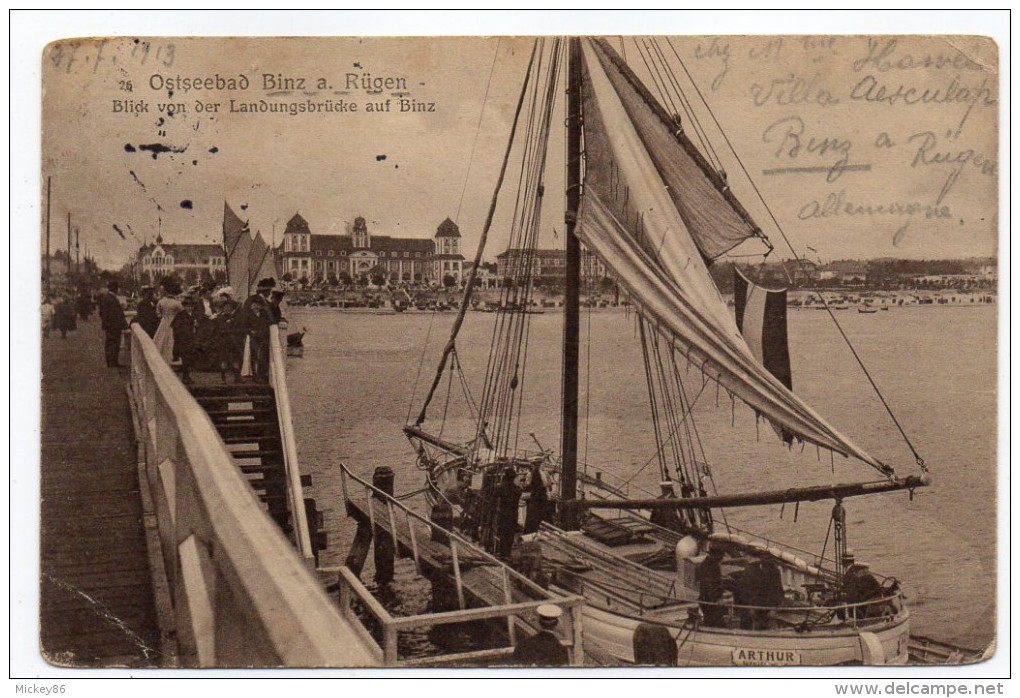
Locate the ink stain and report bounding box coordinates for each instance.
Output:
[240,204,248,211]
[156,117,165,127]
[376,154,387,161]
[124,144,136,152]
[208,146,219,154]
[180,200,193,210]
[112,224,126,240]
[136,143,187,160]
[129,170,146,190]
[192,160,198,166]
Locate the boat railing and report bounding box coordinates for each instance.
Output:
[693,592,905,630]
[337,462,585,666]
[127,324,376,666]
[267,322,315,565]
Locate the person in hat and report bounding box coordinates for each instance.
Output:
[97,281,126,365]
[241,278,276,381]
[268,289,287,326]
[41,295,55,339]
[841,552,885,619]
[649,480,684,533]
[494,466,522,559]
[696,545,727,627]
[132,286,159,338]
[153,277,185,364]
[511,604,570,666]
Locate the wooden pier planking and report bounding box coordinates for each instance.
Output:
[40,321,161,667]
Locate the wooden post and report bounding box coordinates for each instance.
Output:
[372,466,395,586]
[344,522,373,576]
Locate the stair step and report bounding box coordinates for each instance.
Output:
[227,448,283,459]
[221,435,283,445]
[213,421,280,433]
[205,408,277,419]
[190,383,275,396]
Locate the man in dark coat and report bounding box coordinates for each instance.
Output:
[241,278,275,381]
[495,466,522,559]
[98,281,127,367]
[511,605,570,666]
[523,462,549,534]
[132,286,159,337]
[697,546,727,627]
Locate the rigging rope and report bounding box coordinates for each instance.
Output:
[664,37,926,473]
[455,38,502,224]
[414,39,538,428]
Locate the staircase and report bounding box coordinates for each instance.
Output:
[188,382,327,561]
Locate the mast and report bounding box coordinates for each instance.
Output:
[559,37,582,529]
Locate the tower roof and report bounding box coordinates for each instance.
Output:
[435,217,461,238]
[285,212,310,235]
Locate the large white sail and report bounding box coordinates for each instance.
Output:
[576,39,887,473]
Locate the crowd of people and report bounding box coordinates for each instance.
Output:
[128,276,287,382]
[43,276,289,381]
[40,289,94,339]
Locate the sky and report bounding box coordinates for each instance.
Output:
[39,32,999,271]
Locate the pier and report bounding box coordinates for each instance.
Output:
[40,321,160,666]
[40,320,378,667]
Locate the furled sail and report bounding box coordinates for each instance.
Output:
[734,267,793,443]
[576,39,888,474]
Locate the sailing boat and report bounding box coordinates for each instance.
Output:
[402,37,929,666]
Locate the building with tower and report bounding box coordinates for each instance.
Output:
[136,234,226,285]
[431,217,465,285]
[276,213,460,285]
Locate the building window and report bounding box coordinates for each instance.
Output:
[403,251,410,258]
[415,251,421,258]
[328,250,335,256]
[316,250,322,256]
[341,251,347,256]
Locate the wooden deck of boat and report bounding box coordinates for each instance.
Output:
[40,320,161,667]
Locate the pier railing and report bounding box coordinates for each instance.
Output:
[267,323,315,565]
[338,463,585,666]
[128,325,377,667]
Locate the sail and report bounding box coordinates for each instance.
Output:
[576,39,888,473]
[249,231,277,292]
[227,223,252,298]
[586,38,760,263]
[223,201,247,256]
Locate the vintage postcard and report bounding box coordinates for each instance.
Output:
[35,32,998,674]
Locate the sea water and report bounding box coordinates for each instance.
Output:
[284,304,997,651]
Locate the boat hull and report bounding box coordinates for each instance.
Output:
[582,603,910,666]
[415,454,912,667]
